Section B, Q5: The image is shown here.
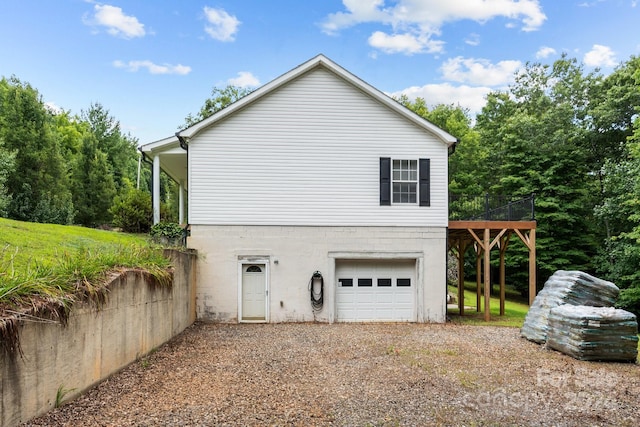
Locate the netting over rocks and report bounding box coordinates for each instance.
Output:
[546,305,638,362]
[521,270,619,343]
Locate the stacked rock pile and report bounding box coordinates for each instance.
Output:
[521,270,637,362]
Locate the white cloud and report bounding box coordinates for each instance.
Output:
[536,46,556,59]
[203,7,240,41]
[583,44,617,67]
[84,4,146,39]
[227,71,260,88]
[465,33,480,46]
[322,0,546,55]
[113,60,192,75]
[390,83,492,116]
[440,57,521,86]
[44,101,63,114]
[579,0,606,7]
[368,31,444,55]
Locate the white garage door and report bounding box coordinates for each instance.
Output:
[336,259,416,322]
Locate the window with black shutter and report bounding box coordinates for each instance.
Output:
[380,157,430,206]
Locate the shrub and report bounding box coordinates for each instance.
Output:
[150,222,184,246]
[617,286,640,318]
[110,189,152,233]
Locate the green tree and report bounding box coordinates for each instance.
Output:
[396,96,487,196]
[476,57,598,293]
[181,85,252,128]
[52,110,86,160]
[0,76,73,224]
[110,188,153,233]
[592,57,640,314]
[0,137,16,216]
[81,103,138,192]
[72,133,116,226]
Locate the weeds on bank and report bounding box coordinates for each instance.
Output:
[0,218,173,357]
[55,384,76,408]
[0,243,171,308]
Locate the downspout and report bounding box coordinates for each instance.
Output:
[446,138,458,304]
[447,139,459,157]
[140,150,153,190]
[177,133,189,151]
[139,150,155,227]
[176,133,190,244]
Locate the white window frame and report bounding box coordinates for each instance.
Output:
[392,159,418,204]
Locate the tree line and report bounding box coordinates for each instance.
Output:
[0,76,179,231]
[400,54,640,314]
[1,55,639,313]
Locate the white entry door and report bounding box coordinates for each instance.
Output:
[241,264,266,321]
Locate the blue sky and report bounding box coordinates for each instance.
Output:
[1,0,639,144]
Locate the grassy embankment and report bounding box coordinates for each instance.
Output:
[0,217,171,311]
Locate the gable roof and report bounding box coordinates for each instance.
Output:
[177,54,457,146]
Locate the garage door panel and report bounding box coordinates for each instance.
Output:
[395,293,413,303]
[336,259,416,322]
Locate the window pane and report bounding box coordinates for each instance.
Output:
[392,183,400,203]
[339,278,353,287]
[358,278,373,287]
[378,278,392,287]
[393,183,417,203]
[397,278,411,287]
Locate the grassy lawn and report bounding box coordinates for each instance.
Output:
[0,217,171,309]
[446,283,530,327]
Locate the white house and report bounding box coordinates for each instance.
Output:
[140,54,457,323]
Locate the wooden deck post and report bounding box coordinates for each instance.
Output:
[457,240,468,316]
[448,220,536,321]
[514,227,538,306]
[499,233,511,316]
[475,246,482,312]
[483,228,491,321]
[529,229,536,305]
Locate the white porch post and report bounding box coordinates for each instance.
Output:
[179,179,185,224]
[153,154,161,224]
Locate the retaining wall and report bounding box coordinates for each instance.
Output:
[0,249,197,427]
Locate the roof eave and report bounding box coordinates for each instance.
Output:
[139,135,180,154]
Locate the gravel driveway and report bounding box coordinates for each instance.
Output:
[24,322,639,426]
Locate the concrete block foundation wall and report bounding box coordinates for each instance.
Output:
[0,249,197,427]
[189,225,447,323]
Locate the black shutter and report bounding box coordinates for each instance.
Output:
[419,158,430,207]
[380,157,391,205]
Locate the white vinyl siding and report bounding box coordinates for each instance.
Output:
[188,67,448,227]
